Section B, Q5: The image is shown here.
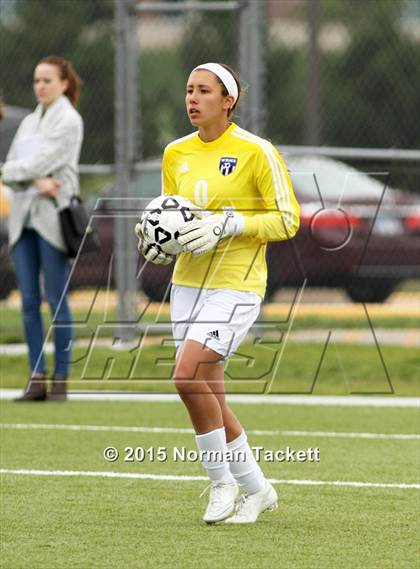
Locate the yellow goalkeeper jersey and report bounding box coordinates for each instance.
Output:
[161,122,300,299]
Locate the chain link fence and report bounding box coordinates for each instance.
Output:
[0,0,419,345]
[137,3,241,158]
[0,0,115,164]
[266,0,420,149]
[1,0,419,157]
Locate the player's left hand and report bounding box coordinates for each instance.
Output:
[134,223,174,265]
[178,211,244,256]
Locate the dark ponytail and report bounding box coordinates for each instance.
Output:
[38,55,82,108]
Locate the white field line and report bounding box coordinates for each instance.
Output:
[1,423,419,440]
[1,389,419,408]
[0,468,419,490]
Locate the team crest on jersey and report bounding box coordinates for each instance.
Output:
[219,157,237,176]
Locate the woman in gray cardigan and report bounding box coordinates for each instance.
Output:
[1,56,83,401]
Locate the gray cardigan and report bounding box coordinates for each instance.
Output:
[2,95,83,251]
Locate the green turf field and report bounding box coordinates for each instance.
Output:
[1,399,419,569]
[1,342,419,395]
[1,304,419,344]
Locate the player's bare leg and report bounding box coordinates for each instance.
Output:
[199,360,242,442]
[204,358,278,524]
[173,339,238,523]
[173,340,225,434]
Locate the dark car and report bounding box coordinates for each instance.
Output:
[0,105,31,162]
[73,156,419,304]
[266,155,420,302]
[0,106,31,299]
[1,156,419,303]
[0,184,17,299]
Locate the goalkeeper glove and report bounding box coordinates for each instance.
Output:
[177,210,244,256]
[134,223,174,265]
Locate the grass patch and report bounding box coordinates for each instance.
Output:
[399,279,420,292]
[1,304,418,344]
[1,342,418,396]
[1,401,419,569]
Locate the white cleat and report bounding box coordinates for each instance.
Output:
[225,482,278,524]
[202,481,239,524]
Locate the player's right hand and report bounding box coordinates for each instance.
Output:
[178,211,245,256]
[134,223,174,265]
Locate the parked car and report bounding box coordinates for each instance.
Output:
[0,184,16,300]
[79,155,420,303]
[267,155,420,302]
[0,105,31,162]
[0,105,31,299]
[1,156,419,303]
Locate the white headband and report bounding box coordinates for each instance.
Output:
[192,62,238,103]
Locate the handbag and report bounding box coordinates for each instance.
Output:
[57,195,99,258]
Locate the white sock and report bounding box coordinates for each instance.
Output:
[227,430,266,494]
[195,427,235,483]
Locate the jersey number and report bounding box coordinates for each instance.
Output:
[194,180,208,207]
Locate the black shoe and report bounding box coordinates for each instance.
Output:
[48,376,68,401]
[15,375,47,402]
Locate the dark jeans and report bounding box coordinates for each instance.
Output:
[12,229,72,377]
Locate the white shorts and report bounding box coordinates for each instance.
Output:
[170,285,261,359]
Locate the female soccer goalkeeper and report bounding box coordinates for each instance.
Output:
[135,63,300,524]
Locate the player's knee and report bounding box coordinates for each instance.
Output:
[173,377,205,399]
[172,375,185,394]
[173,359,198,394]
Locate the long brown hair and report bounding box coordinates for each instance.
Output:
[38,55,82,108]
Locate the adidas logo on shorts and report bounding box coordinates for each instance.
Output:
[207,330,220,340]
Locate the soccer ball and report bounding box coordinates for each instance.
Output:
[140,195,197,255]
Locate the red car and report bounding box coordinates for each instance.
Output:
[3,156,417,303]
[265,155,420,302]
[73,155,419,303]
